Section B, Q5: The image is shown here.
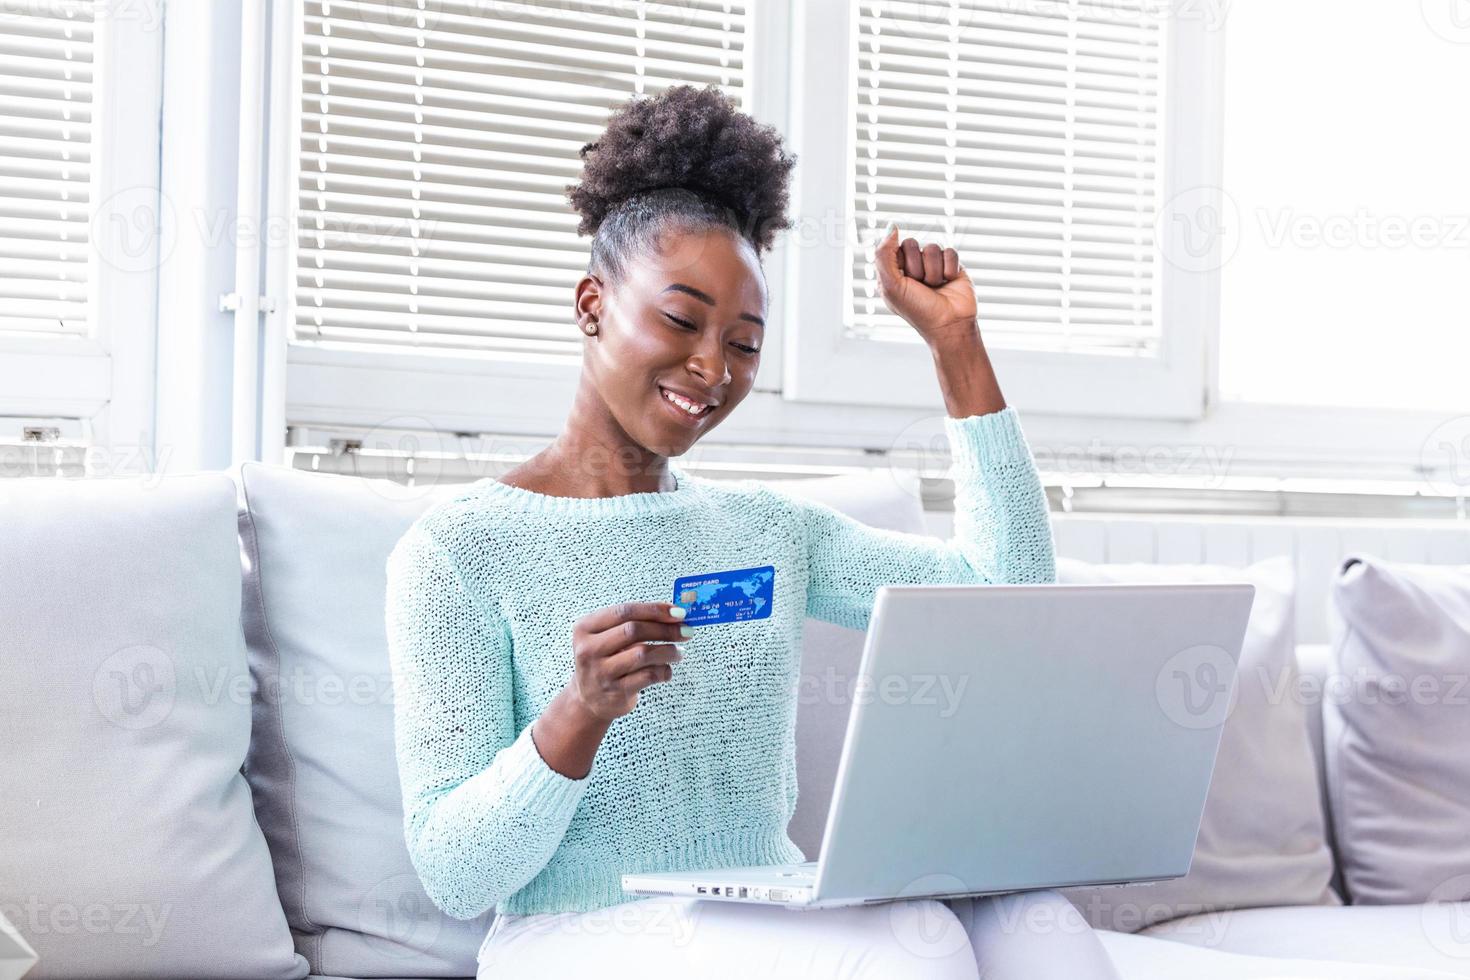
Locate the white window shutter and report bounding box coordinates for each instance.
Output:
[296,0,747,358]
[850,0,1165,356]
[0,2,95,337]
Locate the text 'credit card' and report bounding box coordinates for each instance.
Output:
[673,565,776,626]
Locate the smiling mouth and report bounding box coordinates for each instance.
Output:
[658,386,715,419]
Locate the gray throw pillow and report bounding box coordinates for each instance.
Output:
[235,462,492,977]
[0,473,307,979]
[1326,556,1470,905]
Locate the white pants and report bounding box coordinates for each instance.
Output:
[475,889,1122,980]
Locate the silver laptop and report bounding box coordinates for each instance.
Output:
[622,582,1255,910]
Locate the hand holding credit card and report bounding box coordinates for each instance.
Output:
[673,565,776,626]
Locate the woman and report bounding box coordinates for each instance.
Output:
[384,84,1118,979]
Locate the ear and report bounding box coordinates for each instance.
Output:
[574,273,604,332]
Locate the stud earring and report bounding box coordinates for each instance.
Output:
[582,317,598,336]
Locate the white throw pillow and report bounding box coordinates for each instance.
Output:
[1058,555,1340,931]
[1326,555,1470,905]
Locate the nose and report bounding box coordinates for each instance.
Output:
[686,336,731,388]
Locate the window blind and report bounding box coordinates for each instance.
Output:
[850,0,1166,355]
[297,0,747,357]
[0,2,95,337]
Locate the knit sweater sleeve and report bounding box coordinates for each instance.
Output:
[384,522,590,920]
[782,406,1055,632]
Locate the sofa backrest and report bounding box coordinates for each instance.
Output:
[924,512,1470,645]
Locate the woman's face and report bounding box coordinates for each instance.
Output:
[576,226,767,457]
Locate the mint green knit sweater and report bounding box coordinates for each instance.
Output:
[384,407,1055,918]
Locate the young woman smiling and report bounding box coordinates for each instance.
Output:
[385,85,1120,979]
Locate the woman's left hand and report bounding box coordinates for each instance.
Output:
[874,223,979,350]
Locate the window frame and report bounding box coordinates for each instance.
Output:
[266,0,795,460]
[0,1,164,453]
[255,0,1468,499]
[782,0,1224,421]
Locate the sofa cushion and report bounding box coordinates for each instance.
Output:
[235,462,490,977]
[1057,556,1340,931]
[1327,556,1470,905]
[1139,903,1470,977]
[1101,927,1467,979]
[0,474,307,979]
[771,469,929,860]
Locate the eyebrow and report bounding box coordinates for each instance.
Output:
[661,283,765,328]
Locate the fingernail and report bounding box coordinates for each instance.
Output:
[673,644,686,656]
[679,625,693,638]
[669,604,687,619]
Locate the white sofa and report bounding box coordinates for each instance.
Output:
[1,463,1467,979]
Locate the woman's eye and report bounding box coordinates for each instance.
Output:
[732,343,760,355]
[664,312,696,330]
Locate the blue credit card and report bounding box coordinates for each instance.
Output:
[673,565,776,626]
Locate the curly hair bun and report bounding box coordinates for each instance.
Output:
[566,84,797,255]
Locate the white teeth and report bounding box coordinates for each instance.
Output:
[662,388,708,417]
